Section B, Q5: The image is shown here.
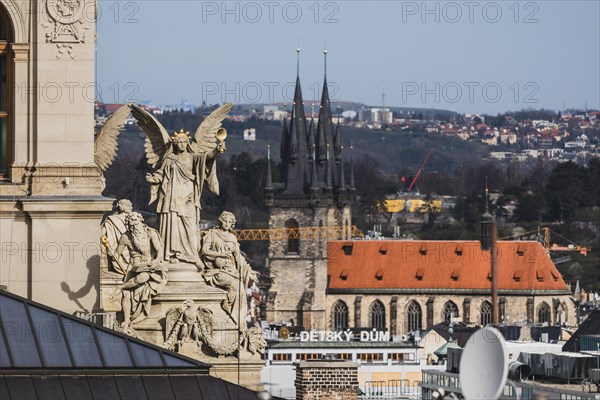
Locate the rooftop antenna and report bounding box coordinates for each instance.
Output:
[296,47,300,78]
[323,43,328,80]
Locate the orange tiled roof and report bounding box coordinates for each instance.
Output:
[327,241,569,292]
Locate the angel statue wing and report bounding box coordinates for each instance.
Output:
[190,103,233,153]
[94,104,131,172]
[128,104,171,168]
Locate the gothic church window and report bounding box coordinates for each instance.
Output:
[369,300,386,330]
[285,219,299,254]
[480,301,492,326]
[332,300,349,331]
[537,302,551,324]
[442,301,459,322]
[406,301,422,332]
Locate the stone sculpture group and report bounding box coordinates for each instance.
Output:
[97,103,265,357]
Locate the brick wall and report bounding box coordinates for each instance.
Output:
[295,360,359,400]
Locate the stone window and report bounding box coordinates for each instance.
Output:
[442,301,459,322]
[369,300,386,330]
[285,219,300,254]
[537,302,551,324]
[332,300,349,331]
[406,301,422,332]
[480,301,493,326]
[0,6,12,179]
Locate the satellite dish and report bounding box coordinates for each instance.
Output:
[459,326,508,400]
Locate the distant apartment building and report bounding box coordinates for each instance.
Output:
[490,152,513,160]
[243,128,256,141]
[359,107,393,124]
[163,100,195,113]
[263,105,288,121]
[533,120,559,131]
[481,135,498,146]
[500,131,517,145]
[521,149,539,158]
[542,148,564,158]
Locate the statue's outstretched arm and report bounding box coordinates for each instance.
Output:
[113,235,129,259]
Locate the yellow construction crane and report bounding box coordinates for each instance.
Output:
[233,225,364,241]
[539,227,590,256]
[501,227,591,256]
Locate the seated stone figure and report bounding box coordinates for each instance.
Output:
[100,199,132,275]
[200,211,258,327]
[110,212,168,328]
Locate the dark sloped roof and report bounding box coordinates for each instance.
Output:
[563,310,600,352]
[0,374,270,400]
[0,289,279,400]
[0,289,207,370]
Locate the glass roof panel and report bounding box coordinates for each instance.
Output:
[60,317,102,367]
[28,307,72,367]
[0,296,42,367]
[129,341,163,367]
[163,353,198,367]
[87,376,120,400]
[142,375,176,400]
[169,375,203,400]
[0,377,10,399]
[0,329,11,367]
[114,375,148,400]
[96,330,133,367]
[197,375,230,400]
[5,376,38,398]
[60,376,93,399]
[32,376,66,400]
[224,379,257,400]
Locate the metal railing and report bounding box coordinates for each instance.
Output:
[360,379,422,399]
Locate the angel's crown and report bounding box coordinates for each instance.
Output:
[171,129,191,142]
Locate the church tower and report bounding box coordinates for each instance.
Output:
[265,49,355,329]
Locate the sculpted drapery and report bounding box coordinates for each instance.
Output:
[148,147,219,264]
[129,103,232,265]
[201,211,259,329]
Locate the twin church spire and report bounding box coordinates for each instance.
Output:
[266,48,355,202]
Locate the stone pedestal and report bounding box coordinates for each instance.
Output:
[99,262,265,389]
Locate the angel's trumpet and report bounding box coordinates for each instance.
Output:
[216,128,227,152]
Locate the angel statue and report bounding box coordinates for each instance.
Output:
[129,103,233,266]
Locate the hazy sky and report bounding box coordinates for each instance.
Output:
[96,1,600,114]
